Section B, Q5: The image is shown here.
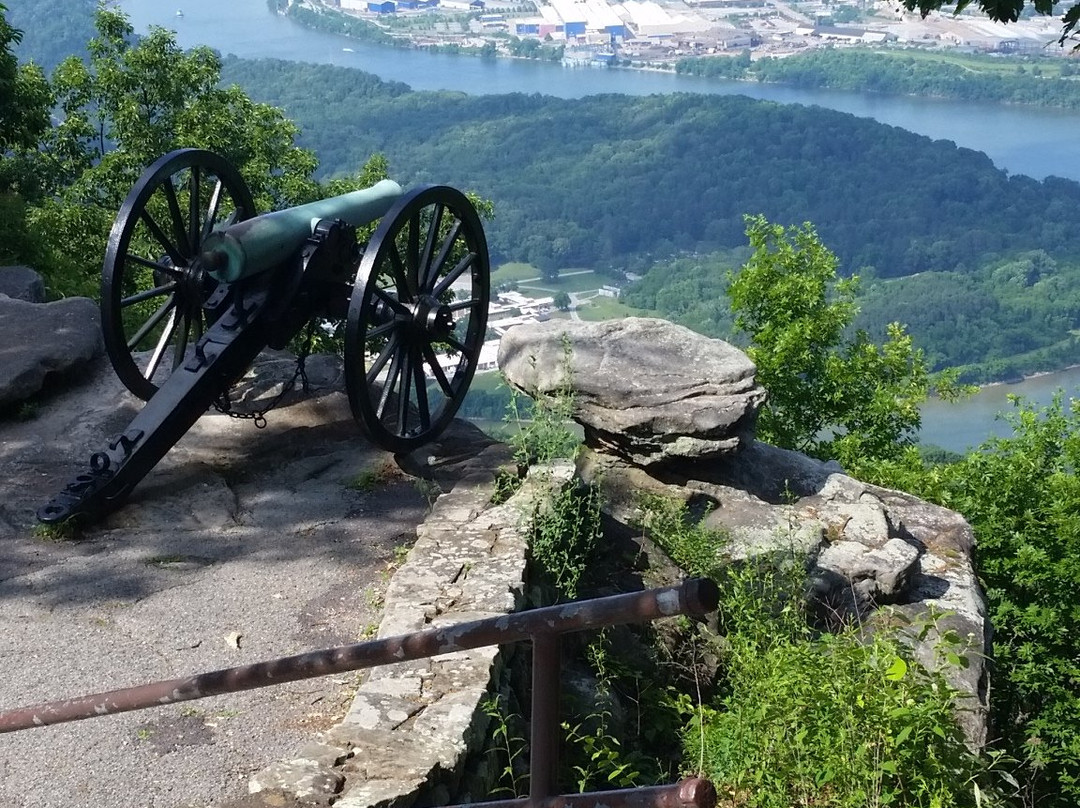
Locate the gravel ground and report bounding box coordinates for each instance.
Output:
[0,365,434,808]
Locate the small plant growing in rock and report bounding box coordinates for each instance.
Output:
[481,693,530,798]
[345,458,400,492]
[32,518,79,542]
[528,479,603,603]
[508,335,580,468]
[635,494,725,579]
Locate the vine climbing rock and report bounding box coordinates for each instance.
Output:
[498,317,767,466]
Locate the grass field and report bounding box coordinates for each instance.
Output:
[521,272,607,295]
[867,47,1069,77]
[491,262,542,285]
[576,297,646,321]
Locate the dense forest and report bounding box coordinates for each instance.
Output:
[9,0,1080,382]
[677,48,1080,110]
[221,57,1080,279]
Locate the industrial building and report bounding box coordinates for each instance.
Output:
[515,0,710,42]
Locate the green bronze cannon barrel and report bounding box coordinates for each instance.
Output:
[202,179,403,283]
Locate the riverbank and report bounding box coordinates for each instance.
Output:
[282,0,1080,110]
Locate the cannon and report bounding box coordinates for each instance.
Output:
[38,149,490,525]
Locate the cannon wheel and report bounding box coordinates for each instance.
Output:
[101,149,257,401]
[345,185,490,453]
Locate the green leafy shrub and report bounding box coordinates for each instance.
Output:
[529,479,602,603]
[862,394,1080,807]
[635,494,725,579]
[686,559,1000,808]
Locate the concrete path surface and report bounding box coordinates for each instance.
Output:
[0,356,454,808]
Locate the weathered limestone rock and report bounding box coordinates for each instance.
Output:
[0,265,45,302]
[580,441,990,747]
[498,318,767,466]
[249,759,345,802]
[0,295,104,407]
[249,459,569,807]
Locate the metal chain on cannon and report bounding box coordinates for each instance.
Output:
[211,320,319,429]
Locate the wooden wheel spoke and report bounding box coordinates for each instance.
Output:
[122,282,177,307]
[144,308,178,380]
[172,312,191,371]
[126,297,176,350]
[376,343,407,420]
[442,334,473,360]
[396,344,414,433]
[418,203,445,292]
[422,342,455,398]
[432,251,476,300]
[201,178,224,242]
[410,345,430,431]
[367,332,400,386]
[426,219,463,294]
[188,168,202,253]
[365,319,398,340]
[125,252,180,276]
[373,285,410,316]
[387,244,413,300]
[161,178,193,259]
[140,209,185,268]
[406,212,421,293]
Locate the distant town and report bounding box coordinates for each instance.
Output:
[311,0,1067,67]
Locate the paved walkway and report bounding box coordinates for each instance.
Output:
[0,358,484,808]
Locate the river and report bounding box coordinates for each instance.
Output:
[121,0,1080,183]
[119,0,1080,452]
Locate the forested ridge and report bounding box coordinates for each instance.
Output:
[222,57,1080,278]
[220,57,1080,380]
[678,48,1080,110]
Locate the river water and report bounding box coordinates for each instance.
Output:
[119,0,1080,452]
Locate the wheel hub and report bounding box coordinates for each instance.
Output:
[412,294,454,341]
[157,256,210,317]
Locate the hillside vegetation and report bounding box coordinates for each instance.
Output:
[223,57,1080,281]
[678,48,1080,109]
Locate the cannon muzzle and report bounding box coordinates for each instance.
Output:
[202,179,403,283]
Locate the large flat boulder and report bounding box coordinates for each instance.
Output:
[0,295,104,407]
[498,317,766,466]
[0,265,46,302]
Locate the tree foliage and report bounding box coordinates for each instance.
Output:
[0,3,50,155]
[728,215,956,465]
[865,395,1080,807]
[20,6,333,296]
[0,2,51,264]
[898,0,1080,48]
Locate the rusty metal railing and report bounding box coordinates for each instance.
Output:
[0,577,720,808]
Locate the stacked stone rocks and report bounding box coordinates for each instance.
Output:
[499,317,989,747]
